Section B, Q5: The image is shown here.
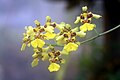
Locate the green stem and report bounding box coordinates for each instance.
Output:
[46,24,120,46]
[94,29,99,35]
[80,24,120,44]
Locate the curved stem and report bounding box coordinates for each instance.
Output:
[94,29,99,35]
[80,24,120,44]
[45,24,120,46]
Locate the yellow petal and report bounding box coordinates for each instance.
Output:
[48,63,60,72]
[76,31,86,37]
[63,43,78,53]
[61,50,69,55]
[87,24,95,31]
[41,53,49,61]
[42,47,49,52]
[37,39,45,48]
[44,26,54,33]
[80,23,95,32]
[93,14,102,19]
[56,22,65,31]
[44,32,56,40]
[82,6,88,11]
[32,53,39,58]
[26,26,34,35]
[31,39,38,48]
[31,58,39,67]
[21,43,26,51]
[74,16,80,24]
[80,24,87,32]
[71,27,78,32]
[56,35,64,41]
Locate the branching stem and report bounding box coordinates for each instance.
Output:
[46,24,120,46]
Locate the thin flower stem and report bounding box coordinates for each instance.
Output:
[46,24,120,46]
[94,28,99,35]
[80,24,120,44]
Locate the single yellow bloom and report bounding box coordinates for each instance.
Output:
[31,39,45,48]
[44,32,56,40]
[63,42,78,53]
[31,58,39,67]
[80,23,95,32]
[48,63,60,72]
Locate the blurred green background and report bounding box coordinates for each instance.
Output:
[0,0,120,80]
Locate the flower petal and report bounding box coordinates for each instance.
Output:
[48,63,60,72]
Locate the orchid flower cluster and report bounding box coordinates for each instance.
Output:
[21,6,101,72]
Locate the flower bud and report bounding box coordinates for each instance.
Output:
[34,20,40,26]
[82,6,88,11]
[46,16,51,22]
[66,24,71,29]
